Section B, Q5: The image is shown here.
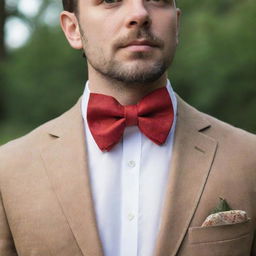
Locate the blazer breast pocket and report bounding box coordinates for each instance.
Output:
[188,219,254,256]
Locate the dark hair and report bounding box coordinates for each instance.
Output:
[62,0,78,13]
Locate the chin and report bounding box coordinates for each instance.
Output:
[109,63,167,84]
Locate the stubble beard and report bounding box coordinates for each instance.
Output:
[81,29,174,87]
[91,54,169,85]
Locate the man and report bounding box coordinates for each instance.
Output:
[0,0,256,255]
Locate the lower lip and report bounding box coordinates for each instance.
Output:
[123,45,155,52]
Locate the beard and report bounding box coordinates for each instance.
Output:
[88,54,169,85]
[81,28,174,86]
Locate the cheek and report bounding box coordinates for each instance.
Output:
[152,10,177,36]
[158,20,178,46]
[81,11,121,44]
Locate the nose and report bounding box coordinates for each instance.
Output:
[125,1,152,29]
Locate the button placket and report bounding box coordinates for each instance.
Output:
[120,127,141,256]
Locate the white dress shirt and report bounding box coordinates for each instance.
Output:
[81,80,177,256]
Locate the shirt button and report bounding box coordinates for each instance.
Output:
[128,213,135,221]
[128,160,136,168]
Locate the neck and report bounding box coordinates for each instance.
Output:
[87,66,168,105]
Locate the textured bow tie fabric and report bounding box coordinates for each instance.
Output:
[87,87,174,151]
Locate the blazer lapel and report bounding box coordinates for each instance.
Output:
[40,99,104,256]
[154,96,218,256]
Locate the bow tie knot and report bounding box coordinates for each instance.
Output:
[125,105,138,126]
[87,87,174,151]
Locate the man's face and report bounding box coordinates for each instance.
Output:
[76,0,180,84]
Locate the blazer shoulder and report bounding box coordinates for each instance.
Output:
[176,94,256,159]
[201,111,256,144]
[177,94,256,142]
[0,97,82,172]
[194,107,256,170]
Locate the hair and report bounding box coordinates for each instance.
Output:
[62,0,78,13]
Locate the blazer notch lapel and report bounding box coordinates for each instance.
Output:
[154,97,218,256]
[40,99,104,256]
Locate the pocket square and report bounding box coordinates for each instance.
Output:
[202,198,248,227]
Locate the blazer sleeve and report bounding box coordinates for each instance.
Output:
[0,193,18,256]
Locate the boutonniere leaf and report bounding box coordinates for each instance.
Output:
[210,197,232,214]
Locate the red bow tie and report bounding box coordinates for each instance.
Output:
[87,87,174,151]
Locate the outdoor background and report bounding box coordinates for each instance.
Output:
[0,0,256,145]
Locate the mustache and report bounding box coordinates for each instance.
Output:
[113,29,164,49]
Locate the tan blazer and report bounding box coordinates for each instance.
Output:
[0,95,256,256]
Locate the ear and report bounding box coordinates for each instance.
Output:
[60,11,83,49]
[175,8,181,45]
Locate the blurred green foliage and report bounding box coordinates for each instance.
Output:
[4,27,85,125]
[172,0,256,131]
[1,26,86,144]
[0,0,256,145]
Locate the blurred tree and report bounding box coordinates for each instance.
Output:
[0,0,6,120]
[0,0,32,120]
[170,0,256,133]
[0,0,56,121]
[4,25,86,127]
[0,0,6,59]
